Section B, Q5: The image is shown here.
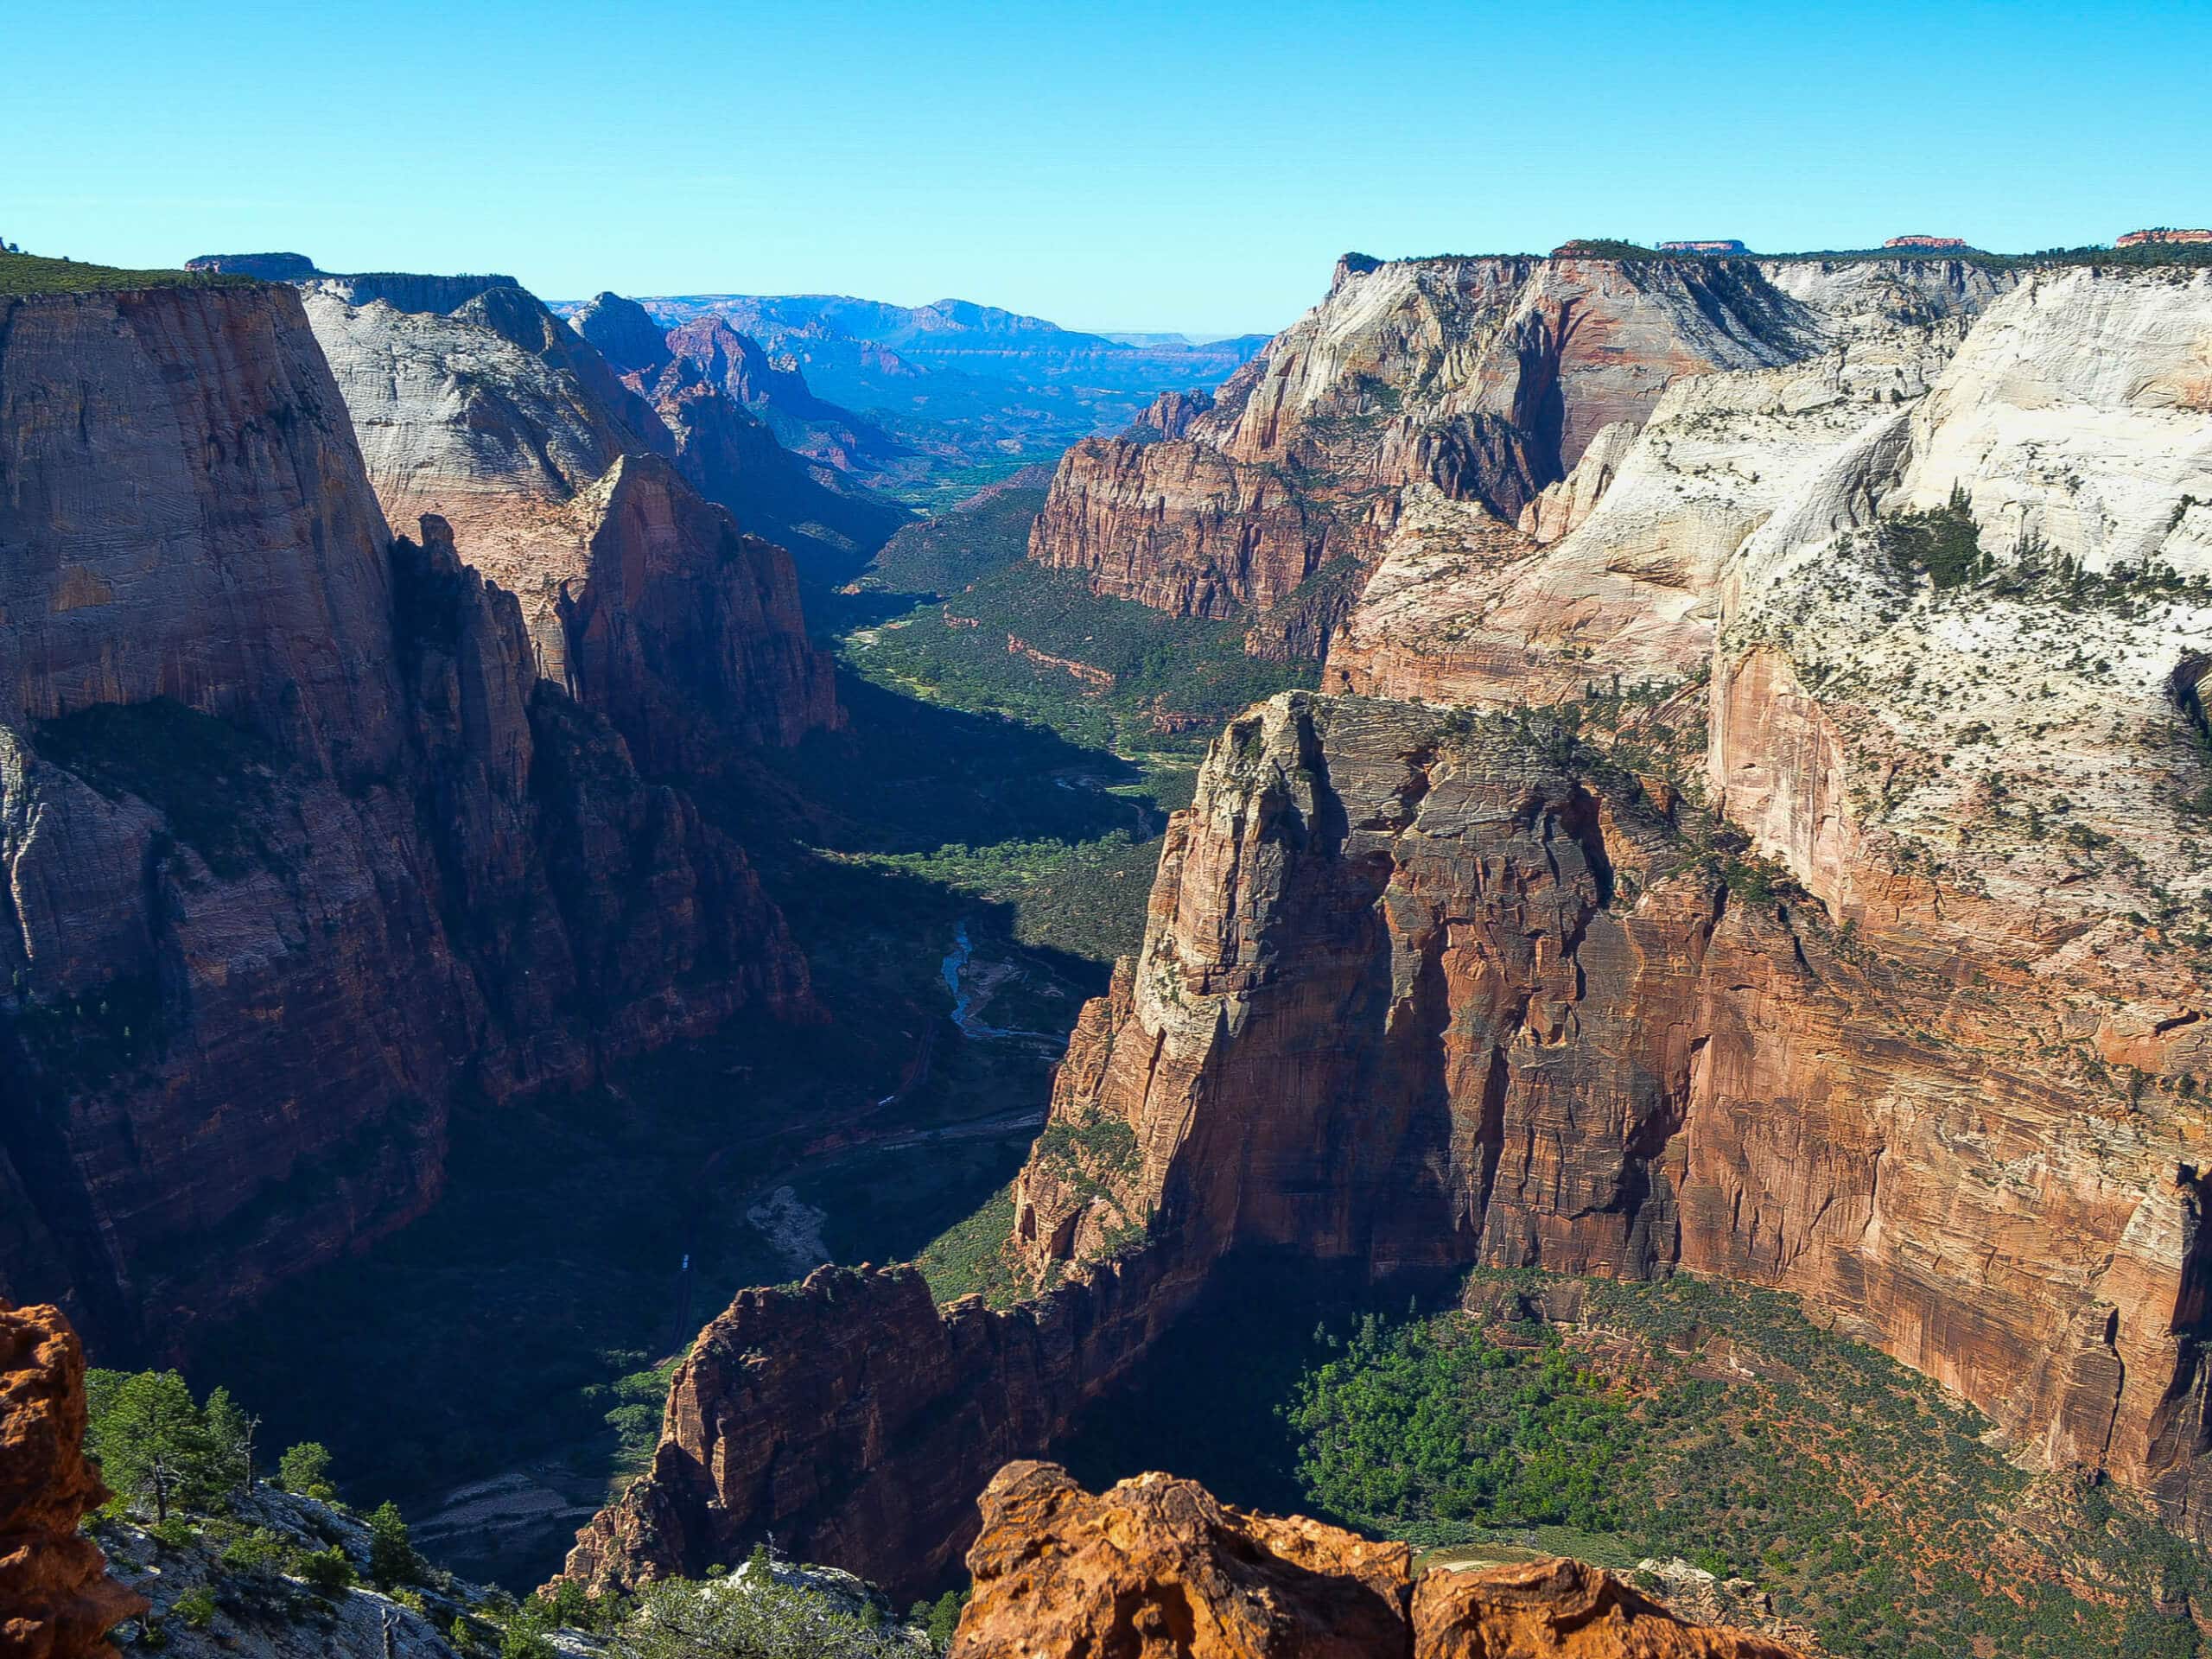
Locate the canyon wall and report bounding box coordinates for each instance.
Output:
[1031,254,2012,656]
[1010,690,2212,1524]
[571,264,2212,1592]
[567,290,913,580]
[0,281,813,1346]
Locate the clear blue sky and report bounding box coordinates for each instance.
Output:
[8,0,2209,337]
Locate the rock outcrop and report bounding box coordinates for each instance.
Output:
[556,1257,1205,1602]
[1029,252,2010,656]
[302,280,840,760]
[2120,229,2212,247]
[0,1301,144,1658]
[950,1462,1802,1659]
[0,280,810,1344]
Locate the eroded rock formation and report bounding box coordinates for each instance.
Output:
[302,280,841,759]
[0,1301,144,1658]
[1029,252,2009,655]
[0,281,810,1344]
[568,290,911,580]
[557,1257,1207,1600]
[950,1462,1802,1659]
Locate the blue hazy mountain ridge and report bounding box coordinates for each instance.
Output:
[554,289,1269,484]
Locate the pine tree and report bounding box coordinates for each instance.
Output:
[86,1370,211,1522]
[366,1499,420,1587]
[202,1386,260,1496]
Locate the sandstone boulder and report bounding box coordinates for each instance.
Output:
[950,1462,1802,1659]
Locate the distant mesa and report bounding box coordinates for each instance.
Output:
[184,251,326,280]
[1658,238,1750,255]
[2118,226,2212,246]
[1884,234,1974,251]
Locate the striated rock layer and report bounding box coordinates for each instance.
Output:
[0,282,810,1344]
[0,1301,145,1658]
[950,1462,1802,1659]
[1031,253,2011,656]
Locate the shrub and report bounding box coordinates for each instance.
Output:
[293,1545,355,1599]
[365,1499,419,1587]
[219,1529,289,1575]
[172,1586,218,1630]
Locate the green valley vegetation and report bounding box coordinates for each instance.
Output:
[848,557,1314,759]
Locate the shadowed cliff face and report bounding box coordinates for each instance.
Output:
[1030,255,2012,656]
[0,283,813,1345]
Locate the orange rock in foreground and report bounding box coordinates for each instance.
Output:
[1414,1559,1804,1658]
[951,1462,1804,1659]
[0,1301,144,1659]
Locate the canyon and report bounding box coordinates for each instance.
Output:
[9,232,2212,1655]
[568,250,2212,1624]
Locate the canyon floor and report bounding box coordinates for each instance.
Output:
[183,505,1218,1587]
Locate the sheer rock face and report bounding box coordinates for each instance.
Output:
[302,281,837,766]
[0,286,809,1344]
[950,1463,1802,1659]
[0,284,406,771]
[1011,691,2212,1536]
[556,1258,1206,1602]
[1030,255,2011,657]
[0,1301,145,1658]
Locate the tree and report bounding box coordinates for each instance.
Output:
[366,1500,420,1588]
[202,1386,260,1496]
[86,1370,211,1522]
[276,1440,337,1502]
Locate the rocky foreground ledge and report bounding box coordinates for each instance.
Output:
[952,1461,1808,1658]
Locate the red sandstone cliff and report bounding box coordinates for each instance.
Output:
[0,1301,144,1658]
[1009,690,2212,1534]
[952,1462,1803,1659]
[556,1255,1205,1600]
[0,282,811,1345]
